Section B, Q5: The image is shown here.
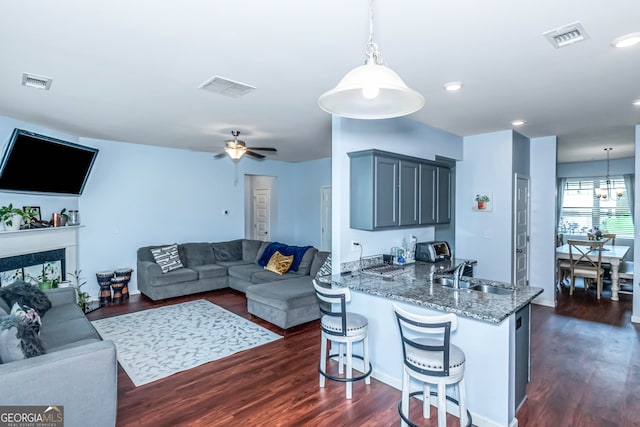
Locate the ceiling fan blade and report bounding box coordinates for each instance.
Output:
[213,152,227,158]
[246,147,277,152]
[245,150,266,159]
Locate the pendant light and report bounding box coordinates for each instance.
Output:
[318,0,424,119]
[595,147,623,199]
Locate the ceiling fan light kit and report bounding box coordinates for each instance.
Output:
[215,130,277,161]
[318,0,424,120]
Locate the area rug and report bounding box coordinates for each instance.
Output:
[91,299,282,386]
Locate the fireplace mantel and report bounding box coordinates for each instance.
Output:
[0,226,81,277]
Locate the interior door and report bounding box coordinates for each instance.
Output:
[514,175,530,286]
[254,188,270,241]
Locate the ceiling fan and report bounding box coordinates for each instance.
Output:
[214,130,277,160]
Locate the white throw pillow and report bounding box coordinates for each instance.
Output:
[151,244,183,274]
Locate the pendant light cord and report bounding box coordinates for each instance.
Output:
[364,0,382,64]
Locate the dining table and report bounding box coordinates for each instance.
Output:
[556,242,630,301]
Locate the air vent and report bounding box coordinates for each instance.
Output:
[198,76,255,98]
[543,22,589,48]
[21,73,53,90]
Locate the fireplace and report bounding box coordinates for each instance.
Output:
[0,226,79,287]
[0,248,65,286]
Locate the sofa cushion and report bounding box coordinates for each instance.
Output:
[179,243,217,267]
[296,248,318,276]
[0,280,52,316]
[151,244,184,273]
[242,239,266,262]
[149,267,198,287]
[39,315,99,349]
[192,264,228,279]
[265,251,294,275]
[251,270,300,284]
[246,277,318,311]
[310,251,331,277]
[255,241,271,263]
[227,264,264,282]
[212,239,243,262]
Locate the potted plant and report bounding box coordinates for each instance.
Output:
[475,194,490,210]
[29,261,61,291]
[68,270,91,312]
[0,203,36,231]
[51,208,70,227]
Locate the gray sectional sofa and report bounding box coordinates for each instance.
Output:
[0,287,117,427]
[137,239,329,329]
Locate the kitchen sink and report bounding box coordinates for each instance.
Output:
[468,284,514,295]
[435,277,474,289]
[436,277,514,295]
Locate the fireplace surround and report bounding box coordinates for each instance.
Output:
[0,226,79,286]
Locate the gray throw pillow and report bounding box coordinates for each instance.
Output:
[310,252,330,277]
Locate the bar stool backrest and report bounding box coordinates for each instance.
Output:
[393,303,458,378]
[313,280,351,338]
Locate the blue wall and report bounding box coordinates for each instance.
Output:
[0,116,331,298]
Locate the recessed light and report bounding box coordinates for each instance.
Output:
[511,119,526,126]
[612,32,640,48]
[633,99,640,107]
[443,82,463,92]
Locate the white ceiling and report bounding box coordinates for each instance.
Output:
[0,1,638,163]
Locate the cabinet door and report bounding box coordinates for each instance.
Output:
[374,156,398,228]
[398,160,419,226]
[436,166,452,223]
[419,163,437,225]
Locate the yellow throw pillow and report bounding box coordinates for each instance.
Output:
[265,251,294,275]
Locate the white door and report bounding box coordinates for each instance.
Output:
[514,175,530,286]
[320,186,332,251]
[254,188,270,241]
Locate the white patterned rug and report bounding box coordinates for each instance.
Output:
[91,299,282,386]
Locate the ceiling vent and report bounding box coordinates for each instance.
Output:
[21,73,53,90]
[198,76,255,98]
[543,22,589,48]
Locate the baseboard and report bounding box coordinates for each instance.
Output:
[532,295,556,307]
[631,315,640,324]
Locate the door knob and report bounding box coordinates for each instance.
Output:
[516,248,524,254]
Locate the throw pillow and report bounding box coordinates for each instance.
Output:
[315,254,332,279]
[151,244,184,273]
[0,314,46,363]
[11,303,42,334]
[0,280,52,316]
[265,251,294,275]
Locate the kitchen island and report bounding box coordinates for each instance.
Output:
[318,262,543,427]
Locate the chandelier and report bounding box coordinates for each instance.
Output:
[594,147,623,199]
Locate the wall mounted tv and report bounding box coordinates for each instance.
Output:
[0,129,99,195]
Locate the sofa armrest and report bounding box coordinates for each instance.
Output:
[0,340,117,427]
[45,287,77,306]
[137,260,162,290]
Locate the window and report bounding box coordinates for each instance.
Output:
[558,177,634,238]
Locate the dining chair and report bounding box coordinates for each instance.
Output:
[556,234,570,288]
[567,239,605,299]
[602,233,616,245]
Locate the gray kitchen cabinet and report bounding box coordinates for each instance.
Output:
[399,160,419,226]
[349,149,451,230]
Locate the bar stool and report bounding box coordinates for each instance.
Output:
[313,280,372,399]
[393,304,471,427]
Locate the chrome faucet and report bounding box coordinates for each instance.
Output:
[452,261,471,290]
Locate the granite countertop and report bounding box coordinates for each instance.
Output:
[319,261,543,324]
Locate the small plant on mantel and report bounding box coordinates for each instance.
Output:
[0,203,37,230]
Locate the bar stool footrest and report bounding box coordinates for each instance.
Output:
[318,353,373,383]
[398,390,472,427]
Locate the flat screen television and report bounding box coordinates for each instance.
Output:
[0,129,99,195]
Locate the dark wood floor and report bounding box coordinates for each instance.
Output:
[88,285,640,427]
